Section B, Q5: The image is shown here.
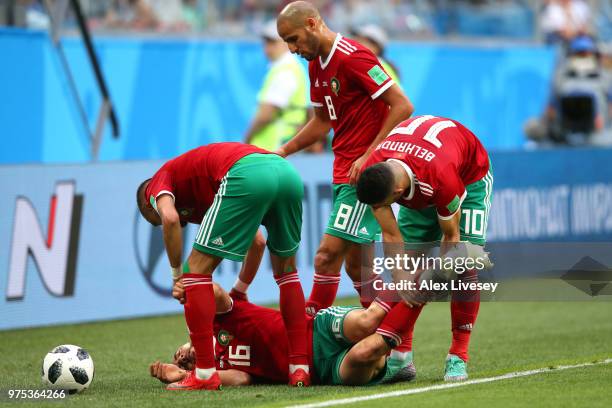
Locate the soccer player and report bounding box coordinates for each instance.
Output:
[150,281,414,386]
[275,2,414,317]
[356,115,494,381]
[136,142,310,389]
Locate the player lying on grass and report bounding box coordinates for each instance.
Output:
[149,281,416,387]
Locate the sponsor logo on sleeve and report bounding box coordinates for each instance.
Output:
[367,65,389,86]
[447,195,460,214]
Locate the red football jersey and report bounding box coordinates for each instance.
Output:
[309,34,394,184]
[145,143,271,224]
[364,116,490,218]
[213,298,315,383]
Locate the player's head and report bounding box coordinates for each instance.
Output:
[173,342,195,371]
[277,1,324,61]
[356,163,403,208]
[136,178,161,226]
[171,283,228,370]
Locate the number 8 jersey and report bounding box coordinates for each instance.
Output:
[309,34,395,184]
[363,115,490,219]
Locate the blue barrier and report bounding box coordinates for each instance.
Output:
[1,148,611,330]
[0,28,556,164]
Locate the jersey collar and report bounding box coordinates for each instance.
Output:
[387,159,416,200]
[319,33,342,70]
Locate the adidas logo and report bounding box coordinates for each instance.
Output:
[458,323,473,331]
[359,227,369,235]
[212,237,224,246]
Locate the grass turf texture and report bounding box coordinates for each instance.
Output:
[1,299,611,407]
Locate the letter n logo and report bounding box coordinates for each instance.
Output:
[6,181,83,300]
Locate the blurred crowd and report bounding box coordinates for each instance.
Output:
[1,0,611,147]
[1,1,610,42]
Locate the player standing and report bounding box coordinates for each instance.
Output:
[137,142,310,389]
[275,1,414,317]
[356,115,494,381]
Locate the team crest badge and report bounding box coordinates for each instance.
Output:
[217,330,233,346]
[330,77,340,95]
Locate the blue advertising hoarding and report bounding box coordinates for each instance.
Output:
[1,149,611,330]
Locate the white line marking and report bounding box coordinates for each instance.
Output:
[287,358,612,408]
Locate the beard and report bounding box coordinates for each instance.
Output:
[303,33,320,61]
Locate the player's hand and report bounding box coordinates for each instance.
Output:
[229,288,248,302]
[149,361,187,384]
[172,279,186,304]
[401,290,426,308]
[348,154,367,185]
[394,268,427,308]
[275,146,288,157]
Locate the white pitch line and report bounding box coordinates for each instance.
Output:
[287,358,612,408]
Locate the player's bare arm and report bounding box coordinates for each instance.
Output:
[244,104,281,144]
[156,194,183,280]
[342,303,388,343]
[231,230,266,300]
[338,333,389,385]
[372,205,423,307]
[218,370,253,386]
[276,106,331,157]
[150,362,252,386]
[372,205,403,244]
[438,208,461,255]
[150,361,187,384]
[348,85,414,184]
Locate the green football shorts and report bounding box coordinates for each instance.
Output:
[398,167,494,246]
[193,153,303,262]
[325,184,381,244]
[312,306,389,386]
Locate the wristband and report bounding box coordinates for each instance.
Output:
[171,266,182,280]
[233,278,250,294]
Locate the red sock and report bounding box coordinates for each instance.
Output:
[449,270,480,362]
[376,302,423,347]
[395,304,422,353]
[276,272,309,367]
[353,274,382,308]
[305,273,340,313]
[373,298,396,314]
[182,274,215,370]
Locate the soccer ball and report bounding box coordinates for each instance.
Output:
[41,345,94,394]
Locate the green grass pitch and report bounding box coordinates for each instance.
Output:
[1,299,611,407]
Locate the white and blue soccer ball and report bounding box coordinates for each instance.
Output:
[41,345,94,394]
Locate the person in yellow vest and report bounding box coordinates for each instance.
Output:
[352,24,402,89]
[245,20,309,151]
